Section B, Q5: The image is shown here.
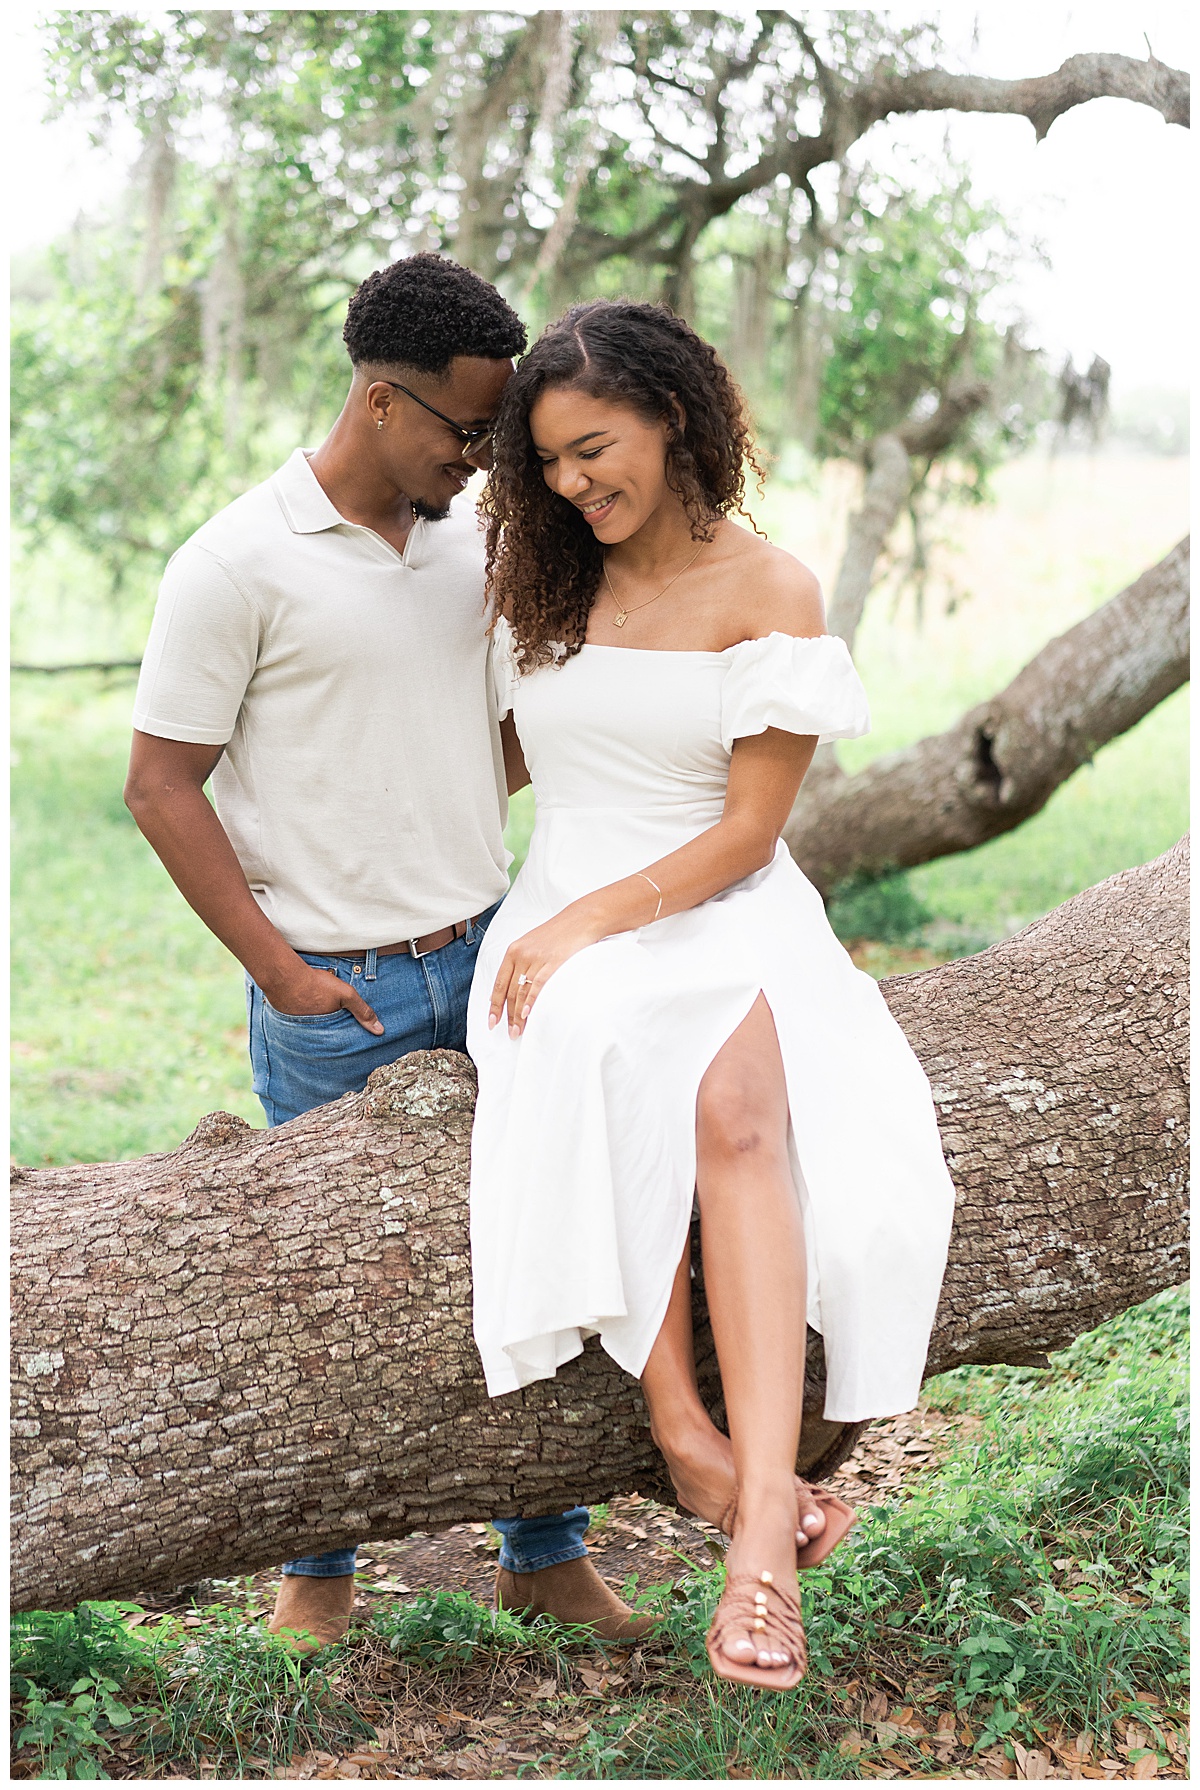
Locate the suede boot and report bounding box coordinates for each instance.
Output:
[495,1557,658,1641]
[267,1571,356,1654]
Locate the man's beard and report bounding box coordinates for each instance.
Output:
[412,498,451,522]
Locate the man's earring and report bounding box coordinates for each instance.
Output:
[377,419,385,431]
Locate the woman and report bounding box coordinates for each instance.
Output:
[468,301,955,1689]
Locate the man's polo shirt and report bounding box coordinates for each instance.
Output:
[133,448,510,951]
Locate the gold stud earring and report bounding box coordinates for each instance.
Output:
[377,419,385,431]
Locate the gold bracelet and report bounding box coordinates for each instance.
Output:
[637,872,663,921]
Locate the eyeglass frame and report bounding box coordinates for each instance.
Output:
[378,380,495,460]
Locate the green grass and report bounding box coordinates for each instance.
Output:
[10,676,264,1165]
[910,690,1188,942]
[11,1596,372,1779]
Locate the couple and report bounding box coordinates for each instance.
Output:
[127,253,955,1691]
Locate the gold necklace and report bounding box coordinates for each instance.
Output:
[602,540,707,628]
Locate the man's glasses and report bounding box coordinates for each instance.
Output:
[381,381,494,460]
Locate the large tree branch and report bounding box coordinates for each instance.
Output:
[790,539,1190,895]
[855,52,1190,142]
[557,44,1187,282]
[11,840,1188,1613]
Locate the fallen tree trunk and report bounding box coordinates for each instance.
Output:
[787,538,1189,896]
[11,840,1188,1613]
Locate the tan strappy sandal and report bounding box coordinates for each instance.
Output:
[706,1568,808,1690]
[717,1485,857,1568]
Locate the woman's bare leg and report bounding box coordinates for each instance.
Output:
[641,1230,825,1544]
[644,1245,831,1539]
[695,995,814,1670]
[640,1234,738,1526]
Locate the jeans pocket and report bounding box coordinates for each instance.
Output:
[262,1000,357,1028]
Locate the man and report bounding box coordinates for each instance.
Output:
[125,253,652,1651]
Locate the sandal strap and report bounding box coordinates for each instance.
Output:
[708,1574,807,1671]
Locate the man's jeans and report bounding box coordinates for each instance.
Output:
[247,902,590,1579]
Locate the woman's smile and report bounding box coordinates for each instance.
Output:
[578,492,620,523]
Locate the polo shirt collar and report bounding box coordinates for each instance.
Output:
[272,448,347,535]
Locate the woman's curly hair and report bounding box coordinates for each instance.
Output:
[479,301,764,670]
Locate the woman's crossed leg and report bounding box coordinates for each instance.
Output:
[640,993,821,1678]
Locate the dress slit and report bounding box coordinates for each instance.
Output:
[634,979,775,1386]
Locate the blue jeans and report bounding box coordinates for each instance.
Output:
[248,902,590,1580]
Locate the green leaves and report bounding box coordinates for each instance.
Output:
[10,1597,373,1778]
[551,1288,1188,1780]
[21,11,1060,592]
[816,174,1043,470]
[373,1588,530,1667]
[14,1675,134,1780]
[11,1603,152,1778]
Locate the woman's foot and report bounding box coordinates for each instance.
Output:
[706,1476,806,1687]
[651,1411,738,1528]
[652,1413,829,1550]
[723,1482,857,1567]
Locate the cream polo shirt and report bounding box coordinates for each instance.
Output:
[133,448,511,952]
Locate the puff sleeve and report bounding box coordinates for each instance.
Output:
[720,631,871,750]
[489,615,520,721]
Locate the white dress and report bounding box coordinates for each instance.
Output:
[466,622,956,1421]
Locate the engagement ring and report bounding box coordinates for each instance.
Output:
[517,974,529,986]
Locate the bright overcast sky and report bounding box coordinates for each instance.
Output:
[7,3,1192,396]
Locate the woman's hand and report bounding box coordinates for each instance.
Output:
[488,905,606,1037]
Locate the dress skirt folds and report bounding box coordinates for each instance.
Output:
[466,623,956,1421]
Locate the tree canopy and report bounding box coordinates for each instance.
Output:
[12,11,1187,584]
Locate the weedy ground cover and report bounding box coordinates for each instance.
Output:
[550,1288,1189,1779]
[10,1289,1187,1779]
[11,1599,373,1780]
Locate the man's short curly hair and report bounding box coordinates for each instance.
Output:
[343,253,527,376]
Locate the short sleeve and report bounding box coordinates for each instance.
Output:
[720,632,870,750]
[489,614,520,720]
[132,545,262,745]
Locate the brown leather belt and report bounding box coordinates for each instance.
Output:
[320,916,480,962]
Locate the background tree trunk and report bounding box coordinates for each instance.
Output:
[788,539,1189,895]
[11,841,1187,1615]
[824,434,911,651]
[826,382,994,652]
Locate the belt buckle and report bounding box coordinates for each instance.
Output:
[408,934,431,960]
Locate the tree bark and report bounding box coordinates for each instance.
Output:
[789,538,1189,895]
[11,841,1187,1614]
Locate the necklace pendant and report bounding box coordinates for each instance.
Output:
[612,610,627,627]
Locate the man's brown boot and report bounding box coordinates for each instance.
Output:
[267,1572,356,1655]
[495,1557,658,1642]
